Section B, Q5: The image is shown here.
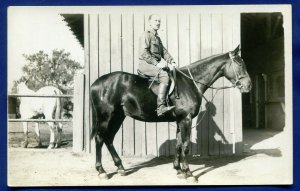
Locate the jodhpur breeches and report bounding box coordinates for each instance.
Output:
[138,60,169,85]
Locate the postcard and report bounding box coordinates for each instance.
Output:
[7,5,292,186]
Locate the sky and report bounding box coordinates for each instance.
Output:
[8,8,84,90]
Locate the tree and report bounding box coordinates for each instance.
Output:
[17,49,83,93]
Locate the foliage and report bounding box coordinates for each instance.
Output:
[16,49,83,93]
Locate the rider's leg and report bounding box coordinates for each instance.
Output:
[138,60,175,116]
[157,71,175,116]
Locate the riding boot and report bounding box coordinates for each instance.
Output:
[157,83,175,117]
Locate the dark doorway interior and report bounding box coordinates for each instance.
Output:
[241,13,285,130]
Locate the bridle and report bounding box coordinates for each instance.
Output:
[228,52,249,89]
[177,52,247,94]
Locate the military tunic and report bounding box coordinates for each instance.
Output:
[138,28,175,84]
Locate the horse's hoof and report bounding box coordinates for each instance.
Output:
[177,172,187,179]
[98,173,109,180]
[55,143,61,148]
[117,169,126,176]
[187,176,198,183]
[22,141,28,148]
[47,144,55,149]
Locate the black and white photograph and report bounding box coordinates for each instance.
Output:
[7,5,292,186]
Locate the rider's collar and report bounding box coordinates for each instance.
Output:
[147,28,158,36]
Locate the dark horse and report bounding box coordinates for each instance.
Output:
[90,45,251,182]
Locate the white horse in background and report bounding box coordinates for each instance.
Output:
[17,82,64,149]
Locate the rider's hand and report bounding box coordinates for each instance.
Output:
[169,61,177,70]
[156,60,167,68]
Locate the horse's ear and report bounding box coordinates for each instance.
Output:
[229,45,241,58]
[233,45,241,55]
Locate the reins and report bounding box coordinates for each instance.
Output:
[170,56,244,129]
[148,55,246,129]
[176,67,235,90]
[181,68,222,129]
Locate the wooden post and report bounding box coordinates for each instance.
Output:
[89,14,100,155]
[84,14,91,153]
[73,73,85,153]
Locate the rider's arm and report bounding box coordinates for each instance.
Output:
[139,32,159,66]
[162,47,175,65]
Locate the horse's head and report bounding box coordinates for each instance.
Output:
[223,45,252,93]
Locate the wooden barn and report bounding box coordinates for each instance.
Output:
[62,6,287,157]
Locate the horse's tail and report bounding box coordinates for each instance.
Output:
[90,92,98,139]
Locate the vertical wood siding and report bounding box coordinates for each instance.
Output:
[80,11,242,157]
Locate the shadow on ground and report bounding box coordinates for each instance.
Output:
[119,146,281,180]
[112,127,283,180]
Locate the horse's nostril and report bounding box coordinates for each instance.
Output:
[248,83,252,90]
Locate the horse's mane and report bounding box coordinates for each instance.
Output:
[180,53,226,69]
[179,53,227,74]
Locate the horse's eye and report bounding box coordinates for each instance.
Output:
[236,81,242,86]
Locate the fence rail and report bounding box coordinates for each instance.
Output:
[8,119,72,122]
[8,94,73,98]
[8,94,74,123]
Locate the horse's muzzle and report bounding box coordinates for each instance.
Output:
[238,81,252,93]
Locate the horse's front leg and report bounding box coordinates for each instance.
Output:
[177,114,197,183]
[34,122,42,147]
[174,126,184,178]
[22,122,29,148]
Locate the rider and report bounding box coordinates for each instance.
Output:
[138,14,177,117]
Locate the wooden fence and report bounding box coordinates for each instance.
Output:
[73,8,243,157]
[7,94,73,123]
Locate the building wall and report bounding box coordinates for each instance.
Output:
[79,8,243,157]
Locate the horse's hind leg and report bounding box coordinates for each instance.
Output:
[34,122,42,147]
[47,122,56,149]
[105,112,126,176]
[55,123,63,148]
[93,104,125,178]
[95,133,108,179]
[22,122,29,148]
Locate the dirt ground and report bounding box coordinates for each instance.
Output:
[7,122,292,186]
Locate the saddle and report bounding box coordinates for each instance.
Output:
[137,69,176,96]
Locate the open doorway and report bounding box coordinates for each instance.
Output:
[241,13,285,130]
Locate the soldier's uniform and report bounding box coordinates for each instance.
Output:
[138,28,175,116]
